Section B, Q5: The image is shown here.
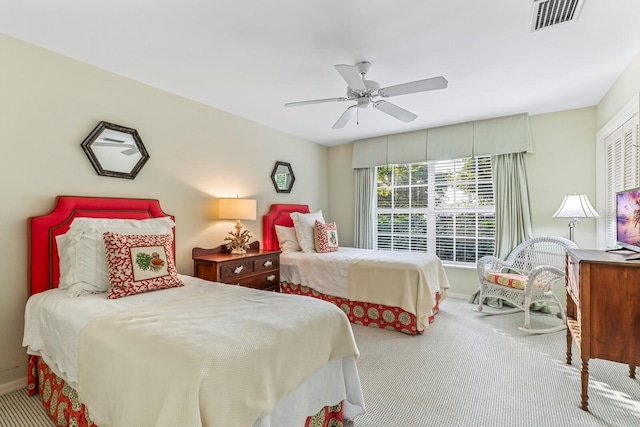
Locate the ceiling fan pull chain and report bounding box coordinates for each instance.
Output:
[356,108,359,125]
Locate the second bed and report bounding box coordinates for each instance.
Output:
[263,204,450,335]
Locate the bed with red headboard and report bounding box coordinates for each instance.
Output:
[29,195,174,295]
[25,196,364,427]
[263,203,450,335]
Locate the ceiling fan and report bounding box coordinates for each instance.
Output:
[285,61,448,129]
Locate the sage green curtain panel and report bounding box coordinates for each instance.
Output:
[354,167,376,249]
[492,152,534,258]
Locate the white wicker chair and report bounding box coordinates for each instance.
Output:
[476,236,578,334]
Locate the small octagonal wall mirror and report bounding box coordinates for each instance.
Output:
[271,161,295,193]
[81,121,150,179]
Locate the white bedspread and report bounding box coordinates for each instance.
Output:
[280,248,367,299]
[280,248,450,329]
[23,275,365,427]
[349,250,449,329]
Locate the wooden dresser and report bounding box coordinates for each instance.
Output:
[192,242,281,292]
[565,249,640,411]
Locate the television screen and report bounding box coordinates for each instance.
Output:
[616,187,640,252]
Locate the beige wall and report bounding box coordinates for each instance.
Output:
[326,143,356,245]
[0,34,328,387]
[327,107,598,297]
[527,107,598,249]
[597,51,640,129]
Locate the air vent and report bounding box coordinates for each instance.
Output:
[531,0,584,31]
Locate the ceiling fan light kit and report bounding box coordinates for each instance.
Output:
[285,61,448,129]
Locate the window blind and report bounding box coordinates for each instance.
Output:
[375,157,495,264]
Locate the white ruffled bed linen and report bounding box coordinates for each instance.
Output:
[23,274,365,427]
[280,247,450,328]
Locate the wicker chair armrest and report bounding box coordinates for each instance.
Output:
[477,256,521,280]
[524,265,565,295]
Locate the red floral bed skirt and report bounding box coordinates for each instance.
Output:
[28,355,96,427]
[280,282,440,335]
[28,355,343,427]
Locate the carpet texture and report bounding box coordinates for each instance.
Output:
[1,297,639,427]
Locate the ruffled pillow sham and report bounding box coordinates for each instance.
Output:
[290,210,325,253]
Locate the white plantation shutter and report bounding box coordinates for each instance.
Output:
[376,157,495,264]
[604,114,640,248]
[605,136,617,245]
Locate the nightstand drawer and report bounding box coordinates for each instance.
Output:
[254,254,280,272]
[230,271,280,290]
[220,260,254,279]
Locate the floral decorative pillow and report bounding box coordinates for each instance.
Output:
[103,232,184,299]
[314,220,339,253]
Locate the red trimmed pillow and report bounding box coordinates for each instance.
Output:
[103,232,184,299]
[314,220,339,253]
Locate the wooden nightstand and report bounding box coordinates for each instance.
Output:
[192,242,281,292]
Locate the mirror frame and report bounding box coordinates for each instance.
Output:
[81,121,150,180]
[270,161,295,193]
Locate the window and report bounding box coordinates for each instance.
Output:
[375,156,495,265]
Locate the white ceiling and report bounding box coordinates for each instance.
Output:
[2,1,640,146]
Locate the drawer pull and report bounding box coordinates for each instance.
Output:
[233,265,244,274]
[263,260,273,267]
[266,274,276,282]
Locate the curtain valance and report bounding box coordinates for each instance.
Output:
[351,113,533,168]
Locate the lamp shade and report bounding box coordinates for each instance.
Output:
[217,198,257,221]
[552,194,599,218]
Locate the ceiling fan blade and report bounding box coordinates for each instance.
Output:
[285,97,351,107]
[379,76,448,98]
[120,147,140,156]
[373,101,417,123]
[334,64,367,91]
[92,142,134,148]
[332,105,357,129]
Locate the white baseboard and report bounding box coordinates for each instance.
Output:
[445,292,471,300]
[0,377,27,396]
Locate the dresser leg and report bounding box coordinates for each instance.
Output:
[566,328,572,365]
[630,365,637,379]
[581,358,589,411]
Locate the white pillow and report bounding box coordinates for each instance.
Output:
[55,233,72,285]
[290,210,325,253]
[274,225,302,254]
[58,217,175,296]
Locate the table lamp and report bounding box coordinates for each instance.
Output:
[552,194,599,241]
[217,198,257,254]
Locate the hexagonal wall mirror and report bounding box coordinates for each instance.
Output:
[81,121,150,179]
[271,161,295,193]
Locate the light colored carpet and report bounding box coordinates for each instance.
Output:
[1,297,638,427]
[0,388,54,426]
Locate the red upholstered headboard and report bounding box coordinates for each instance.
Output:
[28,196,173,296]
[262,204,310,251]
